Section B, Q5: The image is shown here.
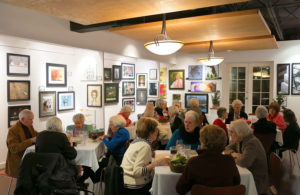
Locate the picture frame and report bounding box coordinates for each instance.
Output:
[121,63,135,80]
[122,81,135,96]
[57,91,75,111]
[160,67,167,83]
[112,65,122,81]
[169,69,185,90]
[87,84,102,107]
[7,80,30,102]
[188,65,202,80]
[104,68,112,81]
[46,63,67,87]
[137,73,147,88]
[277,64,290,95]
[190,81,216,92]
[292,63,300,95]
[160,83,167,99]
[173,94,181,101]
[7,53,30,76]
[205,65,219,80]
[122,98,135,112]
[149,69,157,80]
[104,83,119,103]
[8,105,31,127]
[185,93,209,113]
[148,82,158,97]
[39,91,56,118]
[136,89,147,105]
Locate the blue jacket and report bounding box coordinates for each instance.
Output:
[103,128,130,157]
[166,129,200,150]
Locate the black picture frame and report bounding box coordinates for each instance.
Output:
[136,89,147,105]
[137,73,147,88]
[122,98,135,112]
[7,80,30,102]
[39,91,56,118]
[46,63,67,87]
[104,83,119,103]
[122,81,135,96]
[8,105,31,127]
[292,63,300,95]
[277,64,290,95]
[121,63,135,80]
[87,84,102,107]
[148,82,158,97]
[57,91,75,111]
[104,68,112,81]
[185,93,209,113]
[112,65,122,81]
[7,53,30,76]
[169,69,185,90]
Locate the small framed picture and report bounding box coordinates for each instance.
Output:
[87,84,102,107]
[104,83,119,104]
[292,63,300,95]
[137,73,147,88]
[121,63,135,80]
[122,81,135,96]
[173,94,181,101]
[191,81,216,92]
[104,68,112,81]
[277,64,290,95]
[8,105,31,127]
[148,82,158,97]
[39,91,56,118]
[169,69,185,90]
[122,98,135,112]
[57,91,75,111]
[188,65,202,80]
[112,65,122,81]
[7,80,30,102]
[46,63,67,87]
[7,53,30,76]
[160,83,167,99]
[136,89,147,105]
[149,69,157,80]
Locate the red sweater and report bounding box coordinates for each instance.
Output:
[267,113,286,131]
[213,118,228,137]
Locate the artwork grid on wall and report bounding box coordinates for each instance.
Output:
[148,82,158,97]
[112,65,122,81]
[121,63,135,80]
[7,80,30,102]
[39,91,56,118]
[292,63,300,95]
[136,88,147,105]
[185,93,209,113]
[149,69,157,80]
[8,105,31,127]
[122,81,135,96]
[57,91,75,111]
[137,73,147,88]
[122,98,135,112]
[169,69,185,90]
[188,65,202,80]
[104,83,119,103]
[46,63,67,87]
[87,84,102,107]
[7,53,30,76]
[104,68,112,81]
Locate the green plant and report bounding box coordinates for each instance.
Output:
[273,93,285,106]
[211,91,221,106]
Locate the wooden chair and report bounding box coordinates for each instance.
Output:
[191,184,246,195]
[269,152,282,194]
[253,132,276,154]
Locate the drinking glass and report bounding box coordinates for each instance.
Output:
[176,139,183,151]
[170,146,177,159]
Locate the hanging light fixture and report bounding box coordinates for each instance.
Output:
[144,14,183,55]
[198,40,224,66]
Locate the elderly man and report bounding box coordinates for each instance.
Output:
[118,106,132,127]
[6,109,38,178]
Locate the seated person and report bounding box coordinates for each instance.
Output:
[118,106,132,127]
[187,98,209,127]
[121,117,170,195]
[155,99,169,121]
[267,102,286,131]
[166,110,200,150]
[281,109,300,150]
[253,106,276,134]
[176,125,240,195]
[67,113,92,136]
[226,99,248,124]
[213,107,229,138]
[168,106,183,133]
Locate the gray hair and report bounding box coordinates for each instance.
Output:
[120,106,132,113]
[110,115,126,128]
[19,109,33,120]
[189,98,199,108]
[72,113,85,124]
[46,117,63,133]
[168,106,179,116]
[156,99,165,108]
[255,106,268,119]
[185,110,199,126]
[217,107,227,118]
[232,99,243,108]
[229,119,252,139]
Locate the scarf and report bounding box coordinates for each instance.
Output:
[118,113,132,127]
[179,125,200,144]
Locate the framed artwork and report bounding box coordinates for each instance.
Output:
[292,63,300,95]
[169,69,185,90]
[81,64,96,81]
[191,81,216,92]
[122,98,135,112]
[8,105,31,127]
[205,65,219,79]
[7,53,30,76]
[104,68,112,81]
[137,73,147,88]
[122,81,135,96]
[173,94,181,101]
[148,82,158,97]
[121,63,135,80]
[188,65,202,80]
[136,89,147,105]
[160,67,167,83]
[148,99,156,106]
[46,63,67,87]
[104,83,119,103]
[7,80,30,102]
[185,93,209,113]
[277,64,290,95]
[57,91,75,111]
[149,69,157,80]
[39,91,56,118]
[87,84,102,107]
[112,65,122,81]
[160,83,167,99]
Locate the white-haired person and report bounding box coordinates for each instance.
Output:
[67,113,92,137]
[119,106,133,127]
[224,119,268,195]
[155,99,169,121]
[188,98,209,127]
[253,106,276,135]
[225,99,248,124]
[168,106,183,133]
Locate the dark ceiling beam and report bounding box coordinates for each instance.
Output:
[265,0,284,40]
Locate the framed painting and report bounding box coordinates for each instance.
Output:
[205,65,219,80]
[104,83,119,103]
[87,84,102,107]
[173,94,181,101]
[169,69,185,90]
[121,63,135,80]
[39,91,56,118]
[149,69,157,80]
[112,65,122,81]
[104,68,112,81]
[57,91,75,111]
[160,67,167,83]
[8,105,31,127]
[46,63,67,87]
[191,81,216,92]
[185,93,209,113]
[292,63,300,95]
[122,81,135,96]
[136,89,147,105]
[7,80,30,102]
[277,64,290,95]
[137,73,147,88]
[188,65,202,80]
[122,98,135,112]
[160,83,167,99]
[148,82,158,97]
[7,53,30,76]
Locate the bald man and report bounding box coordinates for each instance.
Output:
[6,109,38,178]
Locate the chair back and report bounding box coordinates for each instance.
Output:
[191,184,246,195]
[254,132,276,154]
[269,152,282,190]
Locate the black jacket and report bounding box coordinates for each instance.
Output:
[282,122,300,150]
[225,110,248,124]
[171,116,183,133]
[253,118,277,134]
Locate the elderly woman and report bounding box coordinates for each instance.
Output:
[119,106,132,127]
[168,106,183,133]
[67,113,92,136]
[281,109,300,150]
[166,110,200,150]
[267,102,286,131]
[121,117,170,195]
[253,106,276,134]
[176,125,240,194]
[155,99,168,118]
[226,99,248,124]
[213,107,229,138]
[224,119,268,195]
[188,98,209,127]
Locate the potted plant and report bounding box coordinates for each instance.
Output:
[273,93,286,107]
[211,91,221,109]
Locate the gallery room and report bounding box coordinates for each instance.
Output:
[1,0,300,195]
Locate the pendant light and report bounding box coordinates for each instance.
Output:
[198,40,224,66]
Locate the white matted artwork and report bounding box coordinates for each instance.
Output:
[80,108,96,128]
[81,64,97,81]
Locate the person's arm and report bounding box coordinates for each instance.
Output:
[102,129,129,150]
[276,114,287,131]
[235,141,257,168]
[7,128,35,154]
[176,159,193,195]
[61,133,77,160]
[165,130,179,150]
[224,142,238,155]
